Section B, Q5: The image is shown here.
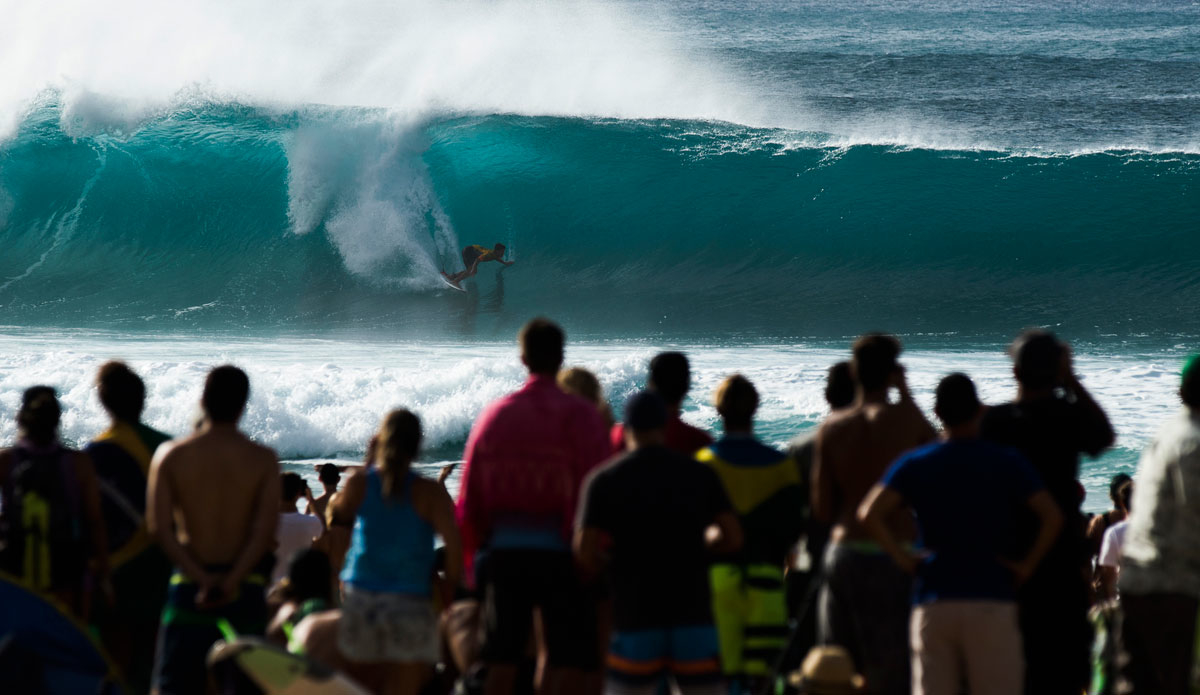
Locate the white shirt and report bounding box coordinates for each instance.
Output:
[273,512,324,585]
[1098,520,1128,569]
[1120,409,1200,598]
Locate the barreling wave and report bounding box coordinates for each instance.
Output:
[1,100,1198,339]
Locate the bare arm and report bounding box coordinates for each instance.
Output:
[329,468,367,526]
[219,454,281,595]
[1003,490,1063,585]
[147,445,213,585]
[705,511,743,555]
[573,527,608,577]
[857,484,920,574]
[1062,348,1115,454]
[425,482,463,594]
[811,425,835,524]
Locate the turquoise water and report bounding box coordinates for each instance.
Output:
[1,0,1197,508]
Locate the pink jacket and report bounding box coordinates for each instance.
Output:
[456,374,610,579]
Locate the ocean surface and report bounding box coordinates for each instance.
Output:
[1,0,1198,510]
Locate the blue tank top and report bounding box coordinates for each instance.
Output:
[340,469,435,596]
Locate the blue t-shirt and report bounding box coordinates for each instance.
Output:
[883,438,1043,605]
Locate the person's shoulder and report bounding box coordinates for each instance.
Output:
[819,406,866,439]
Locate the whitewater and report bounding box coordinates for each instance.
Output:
[2,0,1198,508]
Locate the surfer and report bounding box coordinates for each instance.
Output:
[442,243,514,286]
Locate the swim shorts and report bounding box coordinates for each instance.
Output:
[606,625,725,695]
[462,246,484,268]
[710,563,790,679]
[151,568,269,695]
[338,586,439,664]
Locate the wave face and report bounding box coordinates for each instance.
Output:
[1,102,1199,339]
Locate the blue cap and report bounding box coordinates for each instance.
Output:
[624,390,668,432]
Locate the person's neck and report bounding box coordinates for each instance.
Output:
[528,371,557,382]
[723,424,753,436]
[944,425,979,441]
[201,420,239,434]
[1016,385,1055,403]
[857,388,889,406]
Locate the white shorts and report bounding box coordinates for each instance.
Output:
[338,586,440,664]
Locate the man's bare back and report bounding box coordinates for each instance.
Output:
[815,385,936,543]
[148,423,280,586]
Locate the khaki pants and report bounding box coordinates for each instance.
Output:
[910,601,1023,695]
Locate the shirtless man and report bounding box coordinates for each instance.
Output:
[147,365,281,695]
[443,243,514,285]
[811,334,936,695]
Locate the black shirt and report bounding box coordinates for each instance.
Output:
[578,445,733,630]
[981,395,1114,561]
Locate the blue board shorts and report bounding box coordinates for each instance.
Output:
[606,625,724,694]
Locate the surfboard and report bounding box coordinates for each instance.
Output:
[208,638,369,695]
[439,272,466,292]
[0,573,125,695]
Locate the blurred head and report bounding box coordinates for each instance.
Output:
[1182,354,1200,409]
[494,243,507,253]
[520,318,565,375]
[96,361,146,423]
[377,409,422,499]
[825,361,855,410]
[558,367,603,406]
[318,463,341,489]
[1117,480,1133,514]
[648,352,692,407]
[1010,330,1066,390]
[281,472,307,505]
[934,373,983,429]
[1108,472,1133,506]
[285,548,334,604]
[18,386,62,446]
[624,390,668,435]
[852,333,902,392]
[202,365,250,424]
[715,374,759,431]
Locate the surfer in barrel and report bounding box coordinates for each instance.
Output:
[442,243,514,287]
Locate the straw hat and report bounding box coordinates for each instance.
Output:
[787,646,866,694]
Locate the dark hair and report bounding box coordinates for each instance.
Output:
[285,548,334,604]
[1182,354,1200,409]
[18,386,62,445]
[852,333,901,392]
[1117,481,1133,513]
[624,390,668,432]
[202,365,250,423]
[519,318,565,375]
[715,374,758,429]
[494,243,506,252]
[1010,330,1065,390]
[281,472,307,503]
[648,352,691,406]
[96,361,146,422]
[934,373,982,427]
[318,463,341,487]
[1108,472,1133,504]
[378,409,421,500]
[825,361,856,409]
